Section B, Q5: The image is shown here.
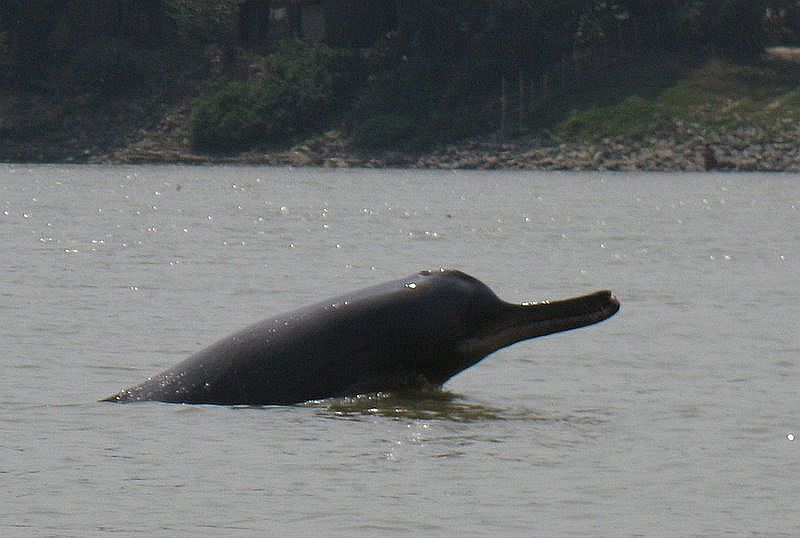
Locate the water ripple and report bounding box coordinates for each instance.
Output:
[305,390,612,424]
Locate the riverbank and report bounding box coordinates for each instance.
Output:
[3,53,800,172]
[94,123,800,172]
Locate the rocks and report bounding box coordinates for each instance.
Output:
[12,84,798,171]
[355,123,800,171]
[78,123,800,172]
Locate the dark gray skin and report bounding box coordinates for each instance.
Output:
[103,269,619,405]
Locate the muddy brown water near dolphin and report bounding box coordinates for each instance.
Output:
[103,269,619,405]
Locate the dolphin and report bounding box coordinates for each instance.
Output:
[103,269,619,405]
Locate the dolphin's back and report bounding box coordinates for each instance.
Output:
[103,269,619,405]
[104,274,460,404]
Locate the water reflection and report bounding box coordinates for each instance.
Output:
[307,389,609,424]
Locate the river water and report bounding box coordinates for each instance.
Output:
[1,164,798,536]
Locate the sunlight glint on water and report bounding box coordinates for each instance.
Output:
[0,164,798,537]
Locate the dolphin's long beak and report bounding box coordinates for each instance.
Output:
[512,290,619,339]
[462,290,620,359]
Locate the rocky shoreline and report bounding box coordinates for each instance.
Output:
[94,121,800,172]
[4,93,799,172]
[5,46,800,173]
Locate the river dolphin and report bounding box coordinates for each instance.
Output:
[103,269,619,405]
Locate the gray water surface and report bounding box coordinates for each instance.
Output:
[1,165,797,536]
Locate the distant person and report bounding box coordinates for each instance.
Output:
[702,145,718,170]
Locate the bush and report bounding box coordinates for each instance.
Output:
[190,41,358,152]
[189,82,263,151]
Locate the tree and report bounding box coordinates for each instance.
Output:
[165,0,239,45]
[707,0,769,55]
[0,1,67,86]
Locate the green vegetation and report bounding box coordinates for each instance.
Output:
[69,38,148,98]
[0,30,7,67]
[339,0,800,151]
[349,61,496,150]
[2,1,800,160]
[561,96,659,140]
[190,41,359,151]
[548,55,800,142]
[166,0,239,45]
